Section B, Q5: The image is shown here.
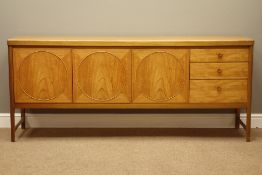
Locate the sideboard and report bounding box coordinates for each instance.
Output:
[7,36,254,142]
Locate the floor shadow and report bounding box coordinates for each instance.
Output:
[19,128,245,138]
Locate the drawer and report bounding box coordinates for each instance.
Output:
[190,63,248,79]
[190,80,247,103]
[190,48,249,62]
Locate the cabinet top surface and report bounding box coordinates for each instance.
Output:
[7,36,254,46]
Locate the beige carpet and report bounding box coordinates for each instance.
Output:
[0,128,262,175]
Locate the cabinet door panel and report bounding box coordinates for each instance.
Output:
[13,48,72,103]
[133,49,189,103]
[73,49,131,103]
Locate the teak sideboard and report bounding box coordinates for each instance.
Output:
[7,36,254,142]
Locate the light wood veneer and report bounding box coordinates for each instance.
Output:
[132,49,189,103]
[190,63,248,79]
[190,48,249,62]
[190,80,247,103]
[73,49,131,103]
[13,48,72,103]
[7,36,254,142]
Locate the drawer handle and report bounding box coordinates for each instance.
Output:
[217,53,224,59]
[217,86,222,92]
[217,68,223,74]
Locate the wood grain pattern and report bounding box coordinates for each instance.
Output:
[190,80,247,103]
[190,48,249,62]
[190,63,248,79]
[15,103,247,109]
[133,49,189,103]
[73,49,131,103]
[13,48,72,103]
[7,36,254,46]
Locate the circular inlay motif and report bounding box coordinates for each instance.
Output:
[77,52,124,101]
[19,51,67,101]
[136,52,185,101]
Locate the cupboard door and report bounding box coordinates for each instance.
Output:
[73,49,131,103]
[133,49,189,103]
[13,48,72,103]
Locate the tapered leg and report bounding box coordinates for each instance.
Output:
[10,107,15,142]
[235,108,240,129]
[246,107,251,142]
[21,109,26,129]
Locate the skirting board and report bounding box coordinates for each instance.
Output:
[0,113,261,128]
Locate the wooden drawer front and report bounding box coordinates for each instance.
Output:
[132,49,189,103]
[13,48,72,103]
[190,80,247,103]
[73,49,131,103]
[190,49,249,62]
[190,63,248,79]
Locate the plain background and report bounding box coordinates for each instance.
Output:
[0,0,261,113]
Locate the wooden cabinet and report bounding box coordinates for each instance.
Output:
[7,36,254,142]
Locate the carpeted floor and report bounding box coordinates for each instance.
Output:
[0,128,262,175]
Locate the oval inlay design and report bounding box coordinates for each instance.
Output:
[77,52,124,101]
[136,52,185,101]
[19,51,67,101]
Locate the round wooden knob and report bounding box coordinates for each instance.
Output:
[217,68,222,74]
[217,86,222,92]
[217,53,224,59]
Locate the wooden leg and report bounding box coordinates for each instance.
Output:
[10,107,16,142]
[246,107,251,142]
[235,108,240,129]
[21,109,26,129]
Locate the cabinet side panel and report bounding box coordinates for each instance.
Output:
[8,46,15,107]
